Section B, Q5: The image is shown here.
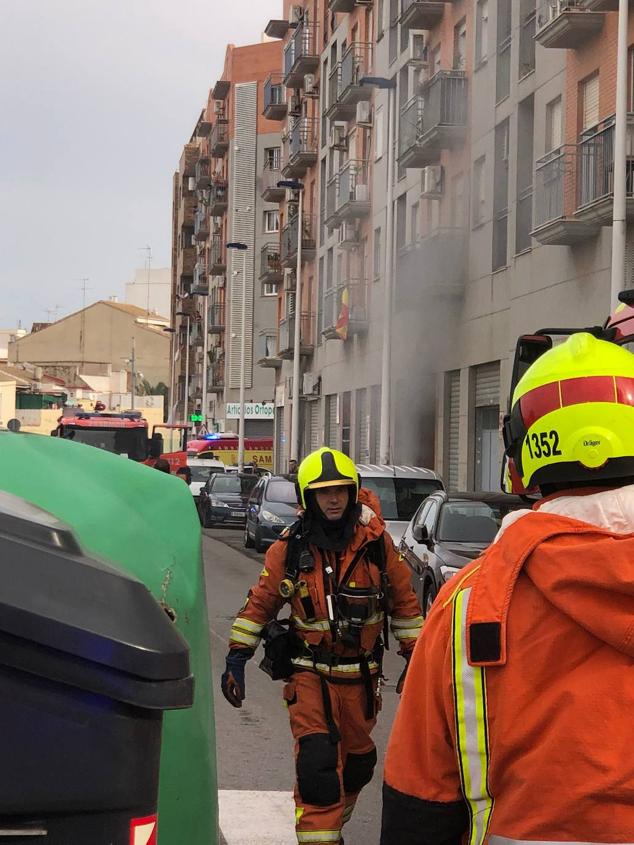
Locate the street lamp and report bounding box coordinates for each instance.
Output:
[361,76,396,465]
[176,310,192,422]
[277,178,305,469]
[227,241,248,472]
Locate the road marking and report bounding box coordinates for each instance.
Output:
[219,790,296,844]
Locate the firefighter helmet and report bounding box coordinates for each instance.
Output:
[297,448,359,509]
[502,332,634,493]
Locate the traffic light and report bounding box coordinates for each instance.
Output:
[190,410,204,423]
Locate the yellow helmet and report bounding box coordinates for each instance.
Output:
[297,447,359,509]
[503,332,634,492]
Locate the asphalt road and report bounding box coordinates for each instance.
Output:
[203,526,406,845]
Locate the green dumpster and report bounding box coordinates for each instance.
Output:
[0,430,218,845]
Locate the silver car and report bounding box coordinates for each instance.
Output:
[356,464,444,545]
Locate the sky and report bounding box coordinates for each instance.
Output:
[0,0,280,330]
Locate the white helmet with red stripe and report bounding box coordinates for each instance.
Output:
[502,332,634,493]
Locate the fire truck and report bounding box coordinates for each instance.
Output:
[52,411,190,472]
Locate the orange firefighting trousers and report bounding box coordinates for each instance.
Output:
[284,670,379,845]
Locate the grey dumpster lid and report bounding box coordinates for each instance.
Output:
[0,492,190,683]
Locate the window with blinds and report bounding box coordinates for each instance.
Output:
[581,73,599,133]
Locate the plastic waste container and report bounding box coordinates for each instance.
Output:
[0,490,193,844]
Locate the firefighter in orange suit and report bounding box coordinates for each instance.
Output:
[222,447,423,845]
[381,332,634,844]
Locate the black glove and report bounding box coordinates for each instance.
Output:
[221,648,253,708]
[396,651,412,695]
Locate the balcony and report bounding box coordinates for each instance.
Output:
[575,115,634,227]
[260,243,283,284]
[399,71,467,169]
[180,195,196,229]
[208,303,226,334]
[181,143,199,178]
[397,228,466,303]
[325,161,370,229]
[194,208,209,242]
[283,21,319,88]
[280,214,316,267]
[210,121,229,157]
[208,180,228,216]
[327,43,373,121]
[278,313,314,358]
[283,118,319,178]
[535,1,604,49]
[261,163,285,202]
[257,330,282,368]
[532,146,599,245]
[192,262,209,296]
[195,156,211,190]
[208,361,225,393]
[264,74,287,120]
[322,281,368,340]
[265,18,289,39]
[329,0,356,11]
[399,0,446,30]
[210,234,226,275]
[197,111,212,137]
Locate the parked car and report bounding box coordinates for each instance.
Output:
[198,472,259,528]
[187,458,225,505]
[399,491,526,616]
[244,475,299,552]
[356,464,444,545]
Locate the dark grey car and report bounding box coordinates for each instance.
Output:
[244,475,298,552]
[199,473,258,528]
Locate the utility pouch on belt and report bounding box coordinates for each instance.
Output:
[259,619,299,681]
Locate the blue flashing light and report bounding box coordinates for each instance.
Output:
[204,433,220,440]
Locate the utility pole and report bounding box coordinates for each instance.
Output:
[611,0,629,307]
[140,245,152,314]
[201,296,209,434]
[227,242,249,472]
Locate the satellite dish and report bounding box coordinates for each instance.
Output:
[6,419,21,433]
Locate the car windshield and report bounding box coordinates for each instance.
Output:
[361,477,443,521]
[437,501,516,543]
[190,466,215,483]
[62,427,147,462]
[266,480,298,505]
[211,475,258,495]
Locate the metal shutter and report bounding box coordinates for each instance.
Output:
[447,371,460,492]
[228,82,257,389]
[582,73,599,131]
[309,401,321,452]
[356,388,370,462]
[474,361,500,407]
[325,394,339,448]
[276,407,286,473]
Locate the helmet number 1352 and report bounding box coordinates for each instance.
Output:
[525,430,562,460]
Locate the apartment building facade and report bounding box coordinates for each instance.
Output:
[170,41,282,436]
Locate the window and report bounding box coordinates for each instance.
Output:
[264,147,281,170]
[493,120,510,270]
[373,227,382,279]
[545,96,563,153]
[264,210,280,233]
[519,0,536,79]
[410,202,419,244]
[341,391,351,456]
[581,72,599,132]
[475,0,489,66]
[453,18,467,71]
[472,157,486,227]
[375,106,384,160]
[496,0,512,103]
[516,95,534,254]
[262,282,277,297]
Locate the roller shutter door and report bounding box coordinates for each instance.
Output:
[474,362,500,407]
[325,395,339,449]
[276,407,286,473]
[356,388,370,463]
[309,401,321,452]
[447,371,460,492]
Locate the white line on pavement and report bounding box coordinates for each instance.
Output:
[219,790,296,845]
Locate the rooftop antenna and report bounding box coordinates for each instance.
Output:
[139,245,152,314]
[77,277,91,310]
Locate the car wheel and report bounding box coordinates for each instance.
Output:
[244,522,254,548]
[203,504,215,529]
[253,526,266,553]
[423,582,435,618]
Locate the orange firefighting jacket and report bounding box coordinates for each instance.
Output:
[382,485,634,844]
[230,489,423,679]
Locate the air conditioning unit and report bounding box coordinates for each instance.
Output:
[354,183,369,202]
[421,165,443,198]
[213,101,224,114]
[190,234,197,247]
[187,176,196,192]
[302,372,321,396]
[304,74,319,97]
[289,94,302,116]
[356,101,373,127]
[338,221,359,248]
[329,123,348,151]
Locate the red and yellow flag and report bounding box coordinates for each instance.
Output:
[335,287,350,341]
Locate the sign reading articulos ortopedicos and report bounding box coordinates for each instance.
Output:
[225,402,275,420]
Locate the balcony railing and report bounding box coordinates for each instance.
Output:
[322,281,368,340]
[181,143,199,178]
[328,43,373,121]
[399,0,446,31]
[208,179,228,216]
[180,195,196,229]
[208,361,225,392]
[195,156,211,189]
[280,214,316,267]
[261,163,285,202]
[283,21,319,88]
[192,262,209,296]
[325,161,370,229]
[257,330,281,368]
[260,242,283,282]
[264,73,287,120]
[209,121,229,158]
[208,303,226,333]
[397,228,466,301]
[283,117,319,178]
[278,313,313,358]
[399,71,468,169]
[532,146,596,244]
[535,1,604,49]
[576,114,634,225]
[209,234,226,274]
[194,208,209,241]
